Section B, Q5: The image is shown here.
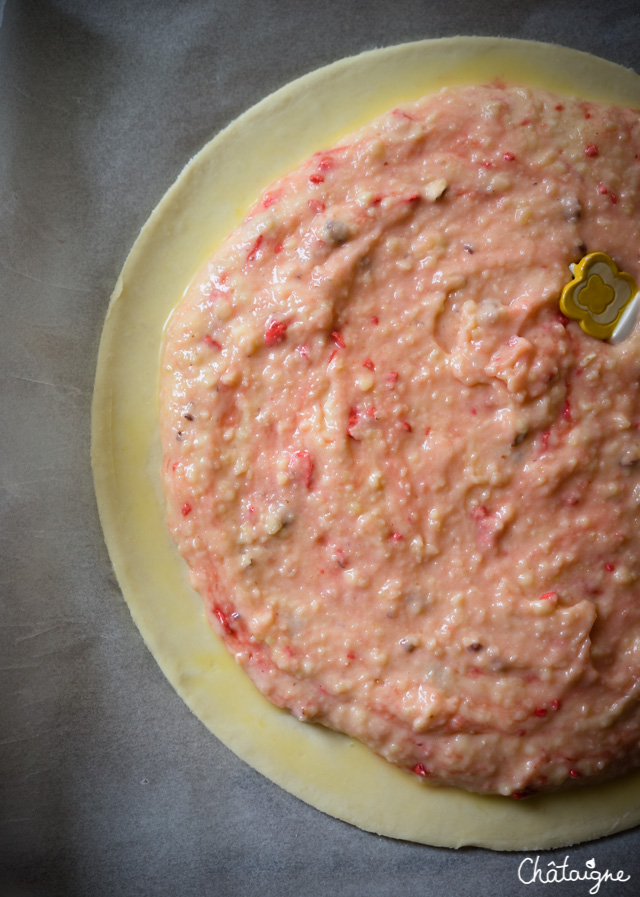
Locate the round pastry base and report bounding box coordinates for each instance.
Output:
[92,37,640,850]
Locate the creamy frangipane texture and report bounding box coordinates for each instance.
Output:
[161,84,640,796]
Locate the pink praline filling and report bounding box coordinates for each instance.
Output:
[161,84,640,796]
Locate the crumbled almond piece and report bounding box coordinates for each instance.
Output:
[423,178,448,201]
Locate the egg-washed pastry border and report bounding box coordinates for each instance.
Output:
[92,37,640,850]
